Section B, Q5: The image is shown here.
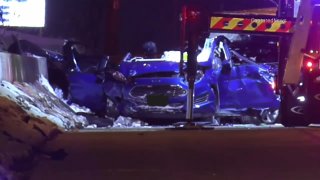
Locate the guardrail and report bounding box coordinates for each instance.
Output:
[0,52,47,83]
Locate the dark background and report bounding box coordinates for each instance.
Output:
[23,0,276,55]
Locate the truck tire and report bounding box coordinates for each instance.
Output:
[304,78,320,124]
[280,85,309,127]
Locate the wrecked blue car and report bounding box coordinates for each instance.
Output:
[68,36,280,124]
[69,53,217,121]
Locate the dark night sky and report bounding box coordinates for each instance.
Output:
[119,0,276,54]
[40,0,276,55]
[43,0,108,53]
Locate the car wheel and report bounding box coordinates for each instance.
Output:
[260,109,279,124]
[280,85,309,127]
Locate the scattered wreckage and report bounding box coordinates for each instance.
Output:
[6,36,280,125]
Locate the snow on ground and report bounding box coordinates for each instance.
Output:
[0,94,63,180]
[0,76,88,129]
[53,86,92,114]
[112,116,149,128]
[0,76,82,179]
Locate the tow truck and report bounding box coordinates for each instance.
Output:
[184,0,320,126]
[280,0,320,126]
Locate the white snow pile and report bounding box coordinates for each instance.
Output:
[0,82,65,180]
[53,87,92,114]
[0,76,88,129]
[68,102,93,114]
[113,116,148,128]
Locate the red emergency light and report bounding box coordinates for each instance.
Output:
[304,58,316,72]
[306,61,313,68]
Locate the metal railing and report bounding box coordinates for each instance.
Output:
[0,52,47,83]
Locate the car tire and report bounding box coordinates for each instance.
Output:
[280,85,310,127]
[260,109,279,124]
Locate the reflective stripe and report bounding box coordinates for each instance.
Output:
[210,16,294,33]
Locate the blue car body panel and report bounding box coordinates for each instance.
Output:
[218,64,279,110]
[68,72,106,114]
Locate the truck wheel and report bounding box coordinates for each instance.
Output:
[280,85,309,127]
[303,77,320,124]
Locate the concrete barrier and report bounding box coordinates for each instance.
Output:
[0,52,47,83]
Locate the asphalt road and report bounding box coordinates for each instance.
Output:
[31,126,320,180]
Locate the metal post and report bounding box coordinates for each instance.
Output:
[186,80,195,121]
[106,0,120,55]
[180,5,187,76]
[185,6,199,123]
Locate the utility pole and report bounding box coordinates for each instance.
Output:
[184,5,201,125]
[106,0,120,56]
[180,5,187,77]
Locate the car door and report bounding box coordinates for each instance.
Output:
[217,39,278,110]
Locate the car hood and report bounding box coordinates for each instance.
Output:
[120,61,180,77]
